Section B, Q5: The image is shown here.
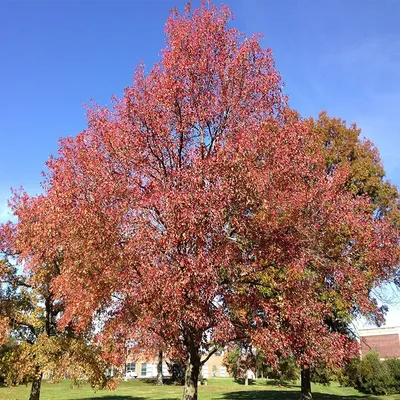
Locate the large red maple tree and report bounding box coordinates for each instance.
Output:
[7,3,399,400]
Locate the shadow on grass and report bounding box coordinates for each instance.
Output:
[233,378,299,389]
[76,397,140,400]
[219,390,371,400]
[233,378,257,385]
[142,377,179,386]
[263,379,298,388]
[75,397,174,400]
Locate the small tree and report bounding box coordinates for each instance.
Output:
[224,345,255,385]
[0,257,113,400]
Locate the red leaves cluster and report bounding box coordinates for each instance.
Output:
[6,2,399,371]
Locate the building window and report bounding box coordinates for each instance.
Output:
[126,363,136,373]
[220,366,226,377]
[141,363,147,376]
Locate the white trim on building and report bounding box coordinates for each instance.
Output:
[358,326,400,337]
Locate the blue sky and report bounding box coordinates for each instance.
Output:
[1,0,399,325]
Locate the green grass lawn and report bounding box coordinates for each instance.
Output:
[1,378,399,400]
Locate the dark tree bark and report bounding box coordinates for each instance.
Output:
[183,341,201,400]
[300,366,313,400]
[29,367,43,400]
[156,349,163,385]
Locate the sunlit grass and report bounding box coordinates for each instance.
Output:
[1,378,399,400]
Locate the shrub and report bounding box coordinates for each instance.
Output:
[384,358,400,393]
[167,362,186,385]
[338,357,361,388]
[279,358,300,382]
[310,362,342,386]
[265,357,300,383]
[357,351,396,395]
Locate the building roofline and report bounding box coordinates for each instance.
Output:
[358,326,400,337]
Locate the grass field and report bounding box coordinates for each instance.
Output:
[1,378,400,400]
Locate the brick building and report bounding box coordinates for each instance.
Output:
[358,326,400,360]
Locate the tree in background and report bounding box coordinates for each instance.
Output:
[5,3,399,400]
[224,345,299,385]
[268,358,300,384]
[223,345,256,385]
[310,112,400,296]
[0,248,113,400]
[288,112,400,399]
[222,101,400,400]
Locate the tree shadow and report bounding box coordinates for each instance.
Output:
[76,397,140,400]
[264,379,298,388]
[142,377,179,386]
[233,378,257,385]
[219,390,374,400]
[311,394,379,400]
[75,397,175,400]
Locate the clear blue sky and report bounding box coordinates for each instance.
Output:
[1,1,399,322]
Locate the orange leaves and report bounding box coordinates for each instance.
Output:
[0,317,10,345]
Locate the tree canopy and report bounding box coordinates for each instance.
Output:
[0,257,113,400]
[2,3,399,400]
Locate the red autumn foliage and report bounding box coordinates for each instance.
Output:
[5,3,399,399]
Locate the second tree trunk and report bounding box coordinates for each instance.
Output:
[300,367,313,400]
[29,368,43,400]
[156,350,163,385]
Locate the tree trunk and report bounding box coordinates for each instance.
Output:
[156,350,163,385]
[183,347,201,400]
[29,369,43,400]
[245,375,249,386]
[300,367,312,400]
